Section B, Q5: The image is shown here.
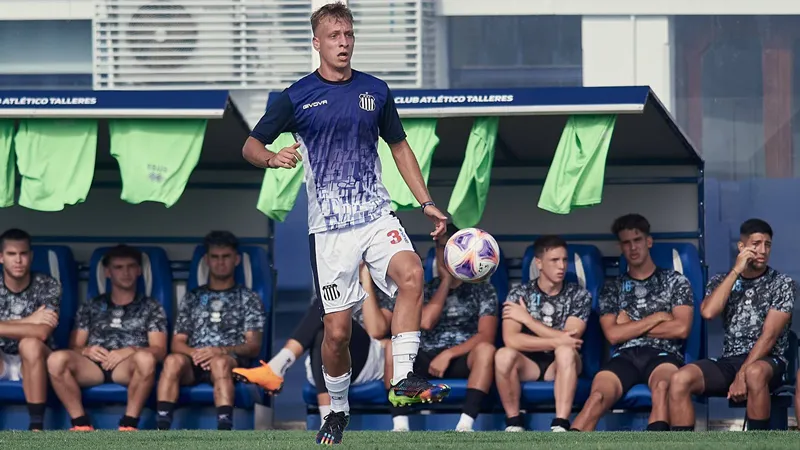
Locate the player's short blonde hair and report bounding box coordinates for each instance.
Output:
[310,1,354,35]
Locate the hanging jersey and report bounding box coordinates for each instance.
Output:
[250,70,406,234]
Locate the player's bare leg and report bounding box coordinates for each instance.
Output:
[316,310,353,445]
[386,251,450,406]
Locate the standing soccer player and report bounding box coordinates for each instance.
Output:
[239,1,448,445]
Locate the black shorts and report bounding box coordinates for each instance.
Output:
[522,352,556,381]
[600,346,684,395]
[414,349,471,379]
[93,361,115,384]
[186,355,248,386]
[692,354,787,396]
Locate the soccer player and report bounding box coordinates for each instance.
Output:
[570,214,694,432]
[47,245,168,431]
[156,231,265,431]
[0,228,61,431]
[669,219,795,431]
[240,1,447,444]
[385,224,498,432]
[494,235,591,432]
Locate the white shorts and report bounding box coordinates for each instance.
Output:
[305,337,385,386]
[0,351,22,381]
[310,213,415,315]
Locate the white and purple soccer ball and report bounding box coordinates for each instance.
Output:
[444,227,500,283]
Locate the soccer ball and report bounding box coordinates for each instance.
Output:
[443,228,500,283]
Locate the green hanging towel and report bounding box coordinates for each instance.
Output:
[447,117,499,228]
[15,119,97,212]
[377,118,440,211]
[109,119,206,208]
[538,115,617,214]
[257,133,304,221]
[0,120,15,208]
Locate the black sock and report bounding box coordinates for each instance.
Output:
[461,388,486,419]
[156,401,176,430]
[671,425,695,432]
[505,415,524,428]
[119,415,139,429]
[747,417,770,430]
[71,416,91,428]
[646,421,670,431]
[217,405,234,430]
[551,417,571,430]
[27,403,45,430]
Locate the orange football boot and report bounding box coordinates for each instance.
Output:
[232,360,284,393]
[69,425,94,431]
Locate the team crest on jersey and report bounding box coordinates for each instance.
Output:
[359,92,375,112]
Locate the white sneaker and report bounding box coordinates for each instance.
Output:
[391,426,409,432]
[551,425,567,432]
[455,425,474,432]
[505,426,525,432]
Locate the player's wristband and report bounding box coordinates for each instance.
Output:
[421,201,435,213]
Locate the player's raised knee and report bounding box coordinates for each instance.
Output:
[18,336,48,359]
[554,345,577,367]
[744,362,770,388]
[161,354,186,377]
[473,341,496,359]
[46,350,72,375]
[132,350,157,374]
[392,256,423,297]
[494,347,520,372]
[210,355,234,376]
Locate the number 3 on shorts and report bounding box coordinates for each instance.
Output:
[387,229,402,245]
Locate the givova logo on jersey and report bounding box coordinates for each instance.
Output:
[359,92,375,111]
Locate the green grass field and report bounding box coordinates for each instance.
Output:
[0,430,798,449]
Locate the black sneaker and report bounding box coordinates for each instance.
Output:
[388,371,451,407]
[315,411,349,445]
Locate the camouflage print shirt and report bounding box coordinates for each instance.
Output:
[506,279,592,333]
[174,285,265,349]
[353,289,395,331]
[599,267,694,355]
[420,278,498,353]
[0,272,61,355]
[705,267,795,362]
[75,294,167,350]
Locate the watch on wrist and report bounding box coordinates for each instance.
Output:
[421,201,435,213]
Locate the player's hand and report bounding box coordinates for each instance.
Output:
[102,347,135,371]
[733,247,756,275]
[652,311,674,323]
[616,310,631,325]
[423,205,447,239]
[267,142,302,169]
[554,330,583,350]
[82,346,110,363]
[192,347,224,368]
[727,371,747,402]
[428,350,453,378]
[502,298,532,326]
[20,305,58,328]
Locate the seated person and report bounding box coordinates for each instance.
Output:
[495,235,591,432]
[385,224,498,432]
[47,244,168,431]
[571,214,694,432]
[245,262,394,425]
[0,228,61,431]
[156,231,266,431]
[669,219,795,431]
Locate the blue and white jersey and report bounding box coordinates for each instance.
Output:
[250,70,407,234]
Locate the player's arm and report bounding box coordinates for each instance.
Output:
[359,264,391,339]
[702,247,754,319]
[597,282,670,345]
[220,330,262,359]
[502,296,565,339]
[444,315,497,358]
[0,317,52,342]
[647,275,694,339]
[243,90,298,169]
[0,281,62,341]
[420,279,452,331]
[218,290,265,359]
[136,330,168,361]
[502,318,567,352]
[378,88,433,205]
[69,329,90,351]
[170,333,194,358]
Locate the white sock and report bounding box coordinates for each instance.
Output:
[456,413,474,430]
[268,348,296,376]
[318,404,331,427]
[323,368,351,414]
[392,415,409,431]
[391,331,420,383]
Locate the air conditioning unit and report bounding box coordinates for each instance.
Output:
[94,0,313,90]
